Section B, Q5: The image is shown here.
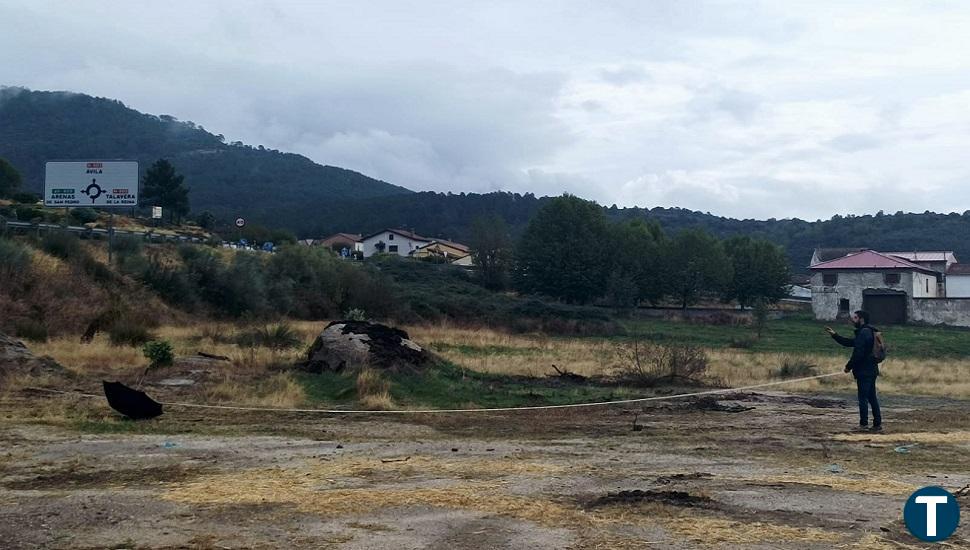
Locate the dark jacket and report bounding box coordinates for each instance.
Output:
[832,324,879,378]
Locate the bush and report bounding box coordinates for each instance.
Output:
[40,231,83,260]
[729,336,757,349]
[344,308,367,321]
[110,235,143,258]
[143,340,175,368]
[256,322,303,351]
[14,319,48,342]
[619,342,710,385]
[15,206,42,222]
[69,208,99,224]
[0,237,31,276]
[776,356,818,378]
[10,191,39,204]
[109,318,155,347]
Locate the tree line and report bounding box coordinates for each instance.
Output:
[470,195,792,309]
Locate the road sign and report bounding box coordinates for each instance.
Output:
[235,217,246,228]
[152,206,162,219]
[45,161,138,207]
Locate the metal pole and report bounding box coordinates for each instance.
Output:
[108,212,114,264]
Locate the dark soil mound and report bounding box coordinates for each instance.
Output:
[302,321,430,373]
[588,489,716,509]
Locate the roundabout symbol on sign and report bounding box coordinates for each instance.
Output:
[81,179,104,204]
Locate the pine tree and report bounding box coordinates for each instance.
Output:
[140,159,189,224]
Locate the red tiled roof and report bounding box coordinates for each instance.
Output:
[809,250,937,274]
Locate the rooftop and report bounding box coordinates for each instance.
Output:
[809,250,938,274]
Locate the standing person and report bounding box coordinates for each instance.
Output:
[825,310,882,432]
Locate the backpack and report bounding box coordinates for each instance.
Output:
[870,329,887,364]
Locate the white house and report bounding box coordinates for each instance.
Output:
[946,264,970,297]
[359,229,431,258]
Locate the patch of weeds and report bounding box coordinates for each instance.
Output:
[775,356,818,378]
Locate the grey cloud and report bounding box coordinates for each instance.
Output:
[3,1,970,219]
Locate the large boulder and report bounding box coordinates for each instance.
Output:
[303,321,429,373]
[0,332,67,382]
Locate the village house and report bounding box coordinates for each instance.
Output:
[809,248,970,327]
[317,233,363,253]
[411,239,473,265]
[946,263,970,298]
[359,229,432,258]
[357,229,472,266]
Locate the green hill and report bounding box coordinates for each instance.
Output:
[4,86,970,269]
[0,87,411,221]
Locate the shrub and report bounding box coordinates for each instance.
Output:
[110,235,143,258]
[619,342,710,385]
[255,322,303,352]
[776,356,818,378]
[14,319,48,342]
[40,231,83,260]
[109,318,155,347]
[0,237,31,276]
[356,368,395,410]
[10,191,39,204]
[344,308,367,321]
[69,208,99,224]
[143,340,175,368]
[14,206,42,221]
[729,336,757,349]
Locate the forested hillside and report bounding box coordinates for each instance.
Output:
[3,86,970,270]
[0,87,411,219]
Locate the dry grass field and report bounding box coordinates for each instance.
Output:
[2,318,969,549]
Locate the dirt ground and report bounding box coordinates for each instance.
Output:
[1,390,968,549]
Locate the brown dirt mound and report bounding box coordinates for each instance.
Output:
[302,321,430,373]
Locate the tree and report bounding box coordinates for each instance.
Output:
[140,159,189,224]
[0,157,22,198]
[469,214,512,289]
[195,210,216,230]
[610,219,666,305]
[723,236,792,308]
[514,194,611,303]
[663,228,732,309]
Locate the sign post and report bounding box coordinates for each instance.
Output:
[45,161,139,263]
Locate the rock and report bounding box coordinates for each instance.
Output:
[0,332,67,382]
[302,321,429,373]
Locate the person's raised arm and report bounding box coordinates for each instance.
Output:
[826,327,854,347]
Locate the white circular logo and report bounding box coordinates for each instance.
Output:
[234,217,246,228]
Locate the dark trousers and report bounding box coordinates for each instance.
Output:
[856,376,882,427]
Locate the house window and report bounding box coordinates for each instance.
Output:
[839,299,850,315]
[884,273,900,285]
[823,273,838,286]
[388,245,398,253]
[388,234,394,240]
[927,279,930,293]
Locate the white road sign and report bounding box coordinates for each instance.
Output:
[45,161,138,207]
[235,217,246,228]
[152,206,162,219]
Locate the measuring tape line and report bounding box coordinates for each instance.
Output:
[22,371,843,415]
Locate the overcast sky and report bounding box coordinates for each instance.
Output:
[3,1,970,220]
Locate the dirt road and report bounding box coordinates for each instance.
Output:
[1,391,968,549]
